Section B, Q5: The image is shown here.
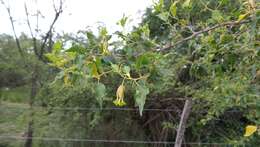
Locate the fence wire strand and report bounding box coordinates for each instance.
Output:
[1,103,245,113]
[0,135,243,145]
[2,106,179,112]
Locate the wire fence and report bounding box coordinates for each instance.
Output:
[0,101,249,146]
[1,105,179,112]
[0,136,245,145]
[0,102,246,113]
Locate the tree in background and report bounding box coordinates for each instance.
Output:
[0,0,64,147]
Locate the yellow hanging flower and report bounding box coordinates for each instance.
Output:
[116,84,124,99]
[113,84,126,107]
[244,125,257,137]
[113,99,126,107]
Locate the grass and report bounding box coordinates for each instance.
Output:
[0,85,30,103]
[0,102,29,147]
[0,85,30,146]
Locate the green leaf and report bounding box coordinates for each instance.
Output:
[154,0,164,12]
[212,10,224,22]
[141,24,150,38]
[183,0,191,8]
[95,57,103,73]
[86,31,97,46]
[136,54,150,69]
[66,52,77,59]
[95,83,106,108]
[53,41,62,53]
[134,82,149,116]
[220,34,233,44]
[123,66,131,77]
[238,13,248,22]
[117,14,128,27]
[45,53,57,62]
[90,63,100,79]
[45,53,65,67]
[111,64,120,73]
[157,12,169,22]
[99,27,108,37]
[170,1,177,17]
[66,45,85,54]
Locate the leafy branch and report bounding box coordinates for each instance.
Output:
[157,20,251,52]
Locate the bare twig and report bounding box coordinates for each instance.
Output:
[1,0,24,58]
[24,3,34,38]
[39,0,63,59]
[24,3,39,58]
[157,20,250,52]
[142,112,162,127]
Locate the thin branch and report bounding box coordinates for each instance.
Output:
[36,10,40,33]
[199,0,214,11]
[24,3,39,58]
[24,3,34,38]
[39,0,63,59]
[157,20,251,52]
[1,0,24,58]
[35,0,41,34]
[143,112,163,127]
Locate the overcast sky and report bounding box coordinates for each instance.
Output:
[0,0,153,36]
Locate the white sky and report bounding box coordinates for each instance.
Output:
[0,0,154,36]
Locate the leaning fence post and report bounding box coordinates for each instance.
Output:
[174,98,193,147]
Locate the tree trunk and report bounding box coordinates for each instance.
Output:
[24,66,38,147]
[24,119,33,147]
[174,99,192,147]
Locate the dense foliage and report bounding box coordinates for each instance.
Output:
[1,0,259,146]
